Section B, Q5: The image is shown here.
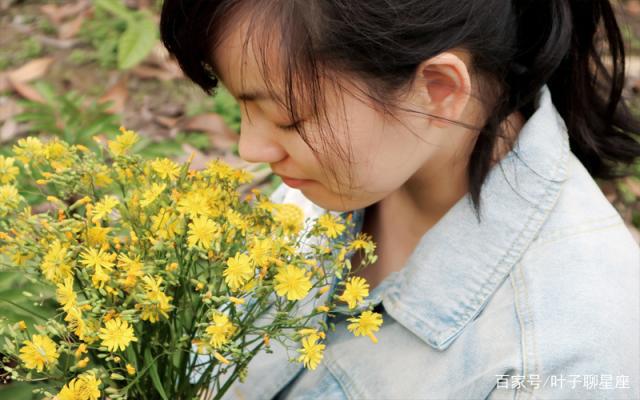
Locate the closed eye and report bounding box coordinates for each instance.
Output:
[277,121,303,131]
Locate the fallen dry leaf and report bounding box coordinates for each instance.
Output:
[10,81,46,103]
[40,0,90,24]
[7,57,55,84]
[0,97,21,122]
[0,119,18,143]
[180,113,239,151]
[131,65,177,81]
[99,77,129,114]
[58,12,88,40]
[155,115,179,128]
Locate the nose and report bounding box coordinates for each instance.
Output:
[237,116,287,164]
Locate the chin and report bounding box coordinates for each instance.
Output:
[304,191,362,213]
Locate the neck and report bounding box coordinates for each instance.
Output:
[373,110,525,242]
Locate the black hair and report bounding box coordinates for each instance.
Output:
[160,0,640,220]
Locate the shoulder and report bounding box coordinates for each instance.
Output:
[509,154,640,398]
[532,153,637,252]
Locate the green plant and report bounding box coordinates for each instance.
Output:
[0,36,44,71]
[14,81,121,150]
[78,0,158,70]
[13,82,206,161]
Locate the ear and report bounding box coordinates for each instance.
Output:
[418,51,472,129]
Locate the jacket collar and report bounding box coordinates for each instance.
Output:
[338,84,571,350]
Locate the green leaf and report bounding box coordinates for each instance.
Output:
[94,0,133,21]
[117,14,158,70]
[144,348,169,400]
[126,345,138,371]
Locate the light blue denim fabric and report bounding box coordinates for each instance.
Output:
[210,84,640,400]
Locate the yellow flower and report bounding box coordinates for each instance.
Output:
[151,208,183,240]
[76,356,89,368]
[139,275,173,322]
[349,232,376,252]
[91,195,119,223]
[75,343,88,358]
[57,372,101,400]
[213,351,231,365]
[140,182,166,208]
[12,136,44,164]
[56,276,77,311]
[187,216,218,249]
[337,276,370,309]
[108,127,139,156]
[346,311,383,343]
[223,253,254,291]
[166,262,178,272]
[126,363,136,375]
[86,225,111,247]
[65,307,88,341]
[272,204,304,236]
[19,334,59,372]
[204,159,235,180]
[228,296,245,305]
[274,264,312,301]
[0,156,19,184]
[98,318,138,352]
[139,297,173,323]
[297,333,325,370]
[177,189,208,217]
[41,240,73,283]
[79,247,116,270]
[117,253,144,289]
[93,165,113,187]
[44,140,71,164]
[205,312,237,349]
[18,320,27,331]
[225,209,250,236]
[248,237,273,268]
[316,213,346,239]
[151,158,181,180]
[91,266,111,289]
[0,184,21,216]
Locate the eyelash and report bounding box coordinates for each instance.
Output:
[277,121,302,131]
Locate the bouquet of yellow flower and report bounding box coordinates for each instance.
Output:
[0,128,380,399]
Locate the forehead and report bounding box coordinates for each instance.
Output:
[208,7,376,117]
[210,13,284,102]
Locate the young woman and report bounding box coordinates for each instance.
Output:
[161,1,640,399]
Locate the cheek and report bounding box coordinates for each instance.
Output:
[348,124,426,186]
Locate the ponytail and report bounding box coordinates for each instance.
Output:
[509,0,640,179]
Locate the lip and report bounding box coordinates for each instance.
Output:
[275,174,313,188]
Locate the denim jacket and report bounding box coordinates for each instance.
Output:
[213,85,639,400]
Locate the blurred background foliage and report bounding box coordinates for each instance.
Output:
[0,0,639,396]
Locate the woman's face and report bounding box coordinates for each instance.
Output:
[211,16,478,213]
